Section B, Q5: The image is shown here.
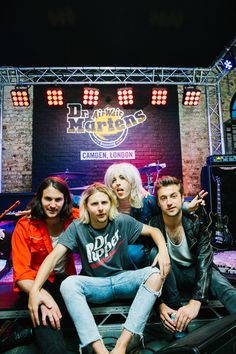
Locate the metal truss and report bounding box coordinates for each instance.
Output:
[205,83,226,156]
[0,65,228,86]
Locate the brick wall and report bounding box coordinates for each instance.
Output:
[178,86,209,196]
[2,86,33,192]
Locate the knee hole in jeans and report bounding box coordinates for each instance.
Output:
[145,272,162,292]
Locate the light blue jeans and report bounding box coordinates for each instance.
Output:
[60,266,162,348]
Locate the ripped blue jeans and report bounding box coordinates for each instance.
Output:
[60,266,162,348]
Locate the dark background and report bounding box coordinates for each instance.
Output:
[1,0,235,68]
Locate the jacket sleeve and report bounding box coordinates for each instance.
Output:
[191,222,213,302]
[11,219,38,291]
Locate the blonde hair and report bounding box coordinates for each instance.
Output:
[79,182,120,224]
[104,163,143,208]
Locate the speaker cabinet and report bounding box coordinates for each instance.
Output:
[158,314,236,353]
[201,165,236,243]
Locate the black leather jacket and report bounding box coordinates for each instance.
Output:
[149,214,213,302]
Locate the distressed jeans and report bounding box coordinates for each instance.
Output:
[60,266,162,348]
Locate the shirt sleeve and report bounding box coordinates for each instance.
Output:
[121,214,143,245]
[58,220,79,251]
[11,220,37,290]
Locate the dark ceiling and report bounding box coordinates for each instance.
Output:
[1,0,235,68]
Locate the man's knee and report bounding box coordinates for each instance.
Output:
[144,270,162,292]
[60,275,79,298]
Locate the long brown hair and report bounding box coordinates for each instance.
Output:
[30,176,72,220]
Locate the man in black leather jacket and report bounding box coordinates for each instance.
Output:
[149,176,236,335]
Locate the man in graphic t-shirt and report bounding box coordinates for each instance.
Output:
[28,182,170,354]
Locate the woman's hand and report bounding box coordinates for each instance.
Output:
[15,209,31,218]
[141,186,150,198]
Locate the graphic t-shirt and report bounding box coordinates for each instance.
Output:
[58,214,143,277]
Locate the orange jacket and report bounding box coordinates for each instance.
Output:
[11,208,80,292]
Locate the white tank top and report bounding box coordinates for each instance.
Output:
[50,235,67,274]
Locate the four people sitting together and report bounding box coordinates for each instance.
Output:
[7,162,236,353]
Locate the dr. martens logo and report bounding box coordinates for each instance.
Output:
[67,103,146,148]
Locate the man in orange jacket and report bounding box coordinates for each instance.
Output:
[12,176,80,354]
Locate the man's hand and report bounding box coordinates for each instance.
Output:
[40,303,62,329]
[175,299,201,332]
[186,190,208,213]
[152,250,170,280]
[159,303,176,332]
[28,288,54,328]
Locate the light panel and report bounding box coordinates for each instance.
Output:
[46,88,64,106]
[83,87,100,106]
[151,88,168,106]
[182,87,201,106]
[117,88,134,106]
[10,87,30,107]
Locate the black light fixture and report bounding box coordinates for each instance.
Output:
[182,87,201,106]
[10,86,30,107]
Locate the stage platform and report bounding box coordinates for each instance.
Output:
[0,277,231,354]
[1,212,236,352]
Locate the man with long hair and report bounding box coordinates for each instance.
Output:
[12,176,79,354]
[28,182,170,354]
